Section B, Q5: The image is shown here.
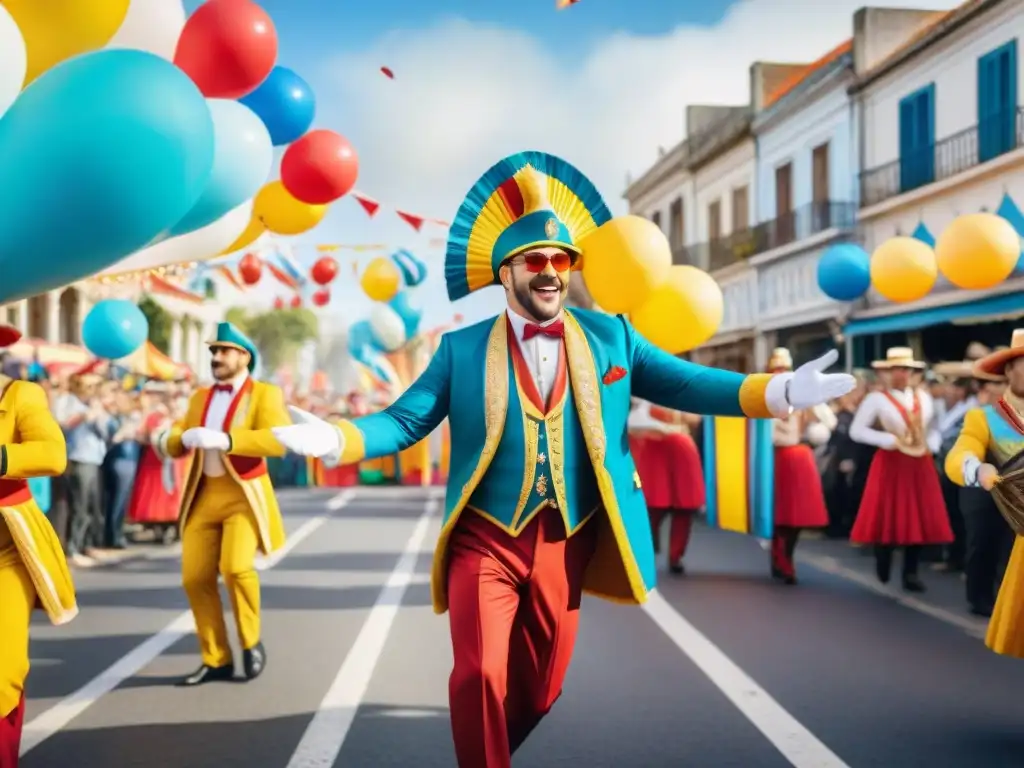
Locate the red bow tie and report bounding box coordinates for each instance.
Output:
[523,320,564,341]
[213,383,233,394]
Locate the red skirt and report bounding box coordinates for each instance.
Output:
[127,447,183,524]
[850,449,953,545]
[630,433,705,509]
[773,445,828,528]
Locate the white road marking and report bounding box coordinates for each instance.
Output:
[284,493,439,768]
[643,590,851,768]
[797,552,988,638]
[19,490,355,757]
[257,490,356,571]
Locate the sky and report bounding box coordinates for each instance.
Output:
[192,0,962,334]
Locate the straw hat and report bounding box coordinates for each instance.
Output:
[767,347,792,372]
[973,331,1024,377]
[931,360,974,380]
[871,346,926,369]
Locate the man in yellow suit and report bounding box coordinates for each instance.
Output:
[155,322,289,686]
[0,323,76,764]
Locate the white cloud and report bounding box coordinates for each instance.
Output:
[306,0,961,328]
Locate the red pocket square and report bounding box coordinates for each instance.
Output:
[602,365,627,385]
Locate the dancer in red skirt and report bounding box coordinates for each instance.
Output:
[849,347,951,591]
[127,401,183,542]
[628,399,705,574]
[766,349,830,585]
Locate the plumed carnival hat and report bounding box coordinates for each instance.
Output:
[444,151,612,301]
[206,322,258,372]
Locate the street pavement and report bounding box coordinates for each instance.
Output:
[18,486,1024,767]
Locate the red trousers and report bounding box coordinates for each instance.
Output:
[447,507,597,768]
[0,695,24,768]
[649,508,694,564]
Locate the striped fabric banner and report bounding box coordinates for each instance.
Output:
[702,416,774,539]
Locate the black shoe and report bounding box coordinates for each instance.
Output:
[969,603,993,617]
[875,561,891,584]
[902,574,926,593]
[243,642,266,680]
[668,562,685,576]
[176,663,234,687]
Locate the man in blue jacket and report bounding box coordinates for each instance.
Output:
[273,151,854,767]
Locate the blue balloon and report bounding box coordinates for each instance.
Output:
[0,50,214,305]
[388,290,423,339]
[817,243,871,301]
[168,100,273,237]
[238,66,316,146]
[82,300,149,359]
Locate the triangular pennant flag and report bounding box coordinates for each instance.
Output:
[910,221,935,247]
[352,192,380,217]
[396,210,424,231]
[996,193,1024,236]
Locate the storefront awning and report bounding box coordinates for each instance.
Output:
[843,291,1024,337]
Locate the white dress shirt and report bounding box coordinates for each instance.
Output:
[849,388,941,454]
[202,371,249,477]
[506,308,562,404]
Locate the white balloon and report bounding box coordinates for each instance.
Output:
[369,304,407,352]
[102,199,252,276]
[0,7,26,118]
[106,0,187,60]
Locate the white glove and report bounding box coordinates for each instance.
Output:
[271,406,343,462]
[766,350,856,415]
[181,427,230,451]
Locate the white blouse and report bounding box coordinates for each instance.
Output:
[849,388,941,453]
[772,414,802,447]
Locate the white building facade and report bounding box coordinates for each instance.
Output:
[848,0,1024,365]
[750,42,859,368]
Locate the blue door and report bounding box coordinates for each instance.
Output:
[978,40,1018,163]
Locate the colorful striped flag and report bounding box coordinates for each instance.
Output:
[701,416,774,538]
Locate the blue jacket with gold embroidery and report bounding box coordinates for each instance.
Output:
[332,308,779,614]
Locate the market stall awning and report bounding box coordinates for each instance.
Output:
[843,291,1024,337]
[5,338,90,366]
[121,341,191,381]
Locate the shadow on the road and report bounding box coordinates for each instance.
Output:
[27,634,167,701]
[338,704,457,766]
[19,713,313,768]
[70,582,434,612]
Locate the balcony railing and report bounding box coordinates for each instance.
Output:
[670,201,857,271]
[859,107,1024,208]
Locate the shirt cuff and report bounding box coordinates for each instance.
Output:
[764,373,794,418]
[962,456,982,487]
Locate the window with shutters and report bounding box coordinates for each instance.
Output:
[898,84,935,192]
[978,40,1018,163]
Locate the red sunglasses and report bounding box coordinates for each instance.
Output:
[511,251,576,273]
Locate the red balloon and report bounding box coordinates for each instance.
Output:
[290,295,302,309]
[310,256,338,285]
[273,297,284,310]
[280,130,359,204]
[312,289,330,307]
[238,252,262,285]
[174,0,278,99]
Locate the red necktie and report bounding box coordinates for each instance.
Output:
[213,383,233,394]
[523,320,564,341]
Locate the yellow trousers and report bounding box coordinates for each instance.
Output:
[181,475,261,667]
[987,535,1024,658]
[0,521,33,718]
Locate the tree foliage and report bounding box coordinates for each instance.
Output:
[138,294,173,354]
[225,306,318,374]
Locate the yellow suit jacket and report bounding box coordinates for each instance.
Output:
[156,377,289,555]
[0,376,77,625]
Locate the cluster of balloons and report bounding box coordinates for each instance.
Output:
[348,250,428,369]
[580,216,723,354]
[0,0,357,303]
[817,212,1019,304]
[83,299,149,360]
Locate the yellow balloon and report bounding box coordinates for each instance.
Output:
[870,237,937,303]
[936,213,1019,290]
[630,265,723,354]
[579,215,671,314]
[361,257,401,302]
[3,0,130,84]
[253,181,327,236]
[220,214,265,255]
